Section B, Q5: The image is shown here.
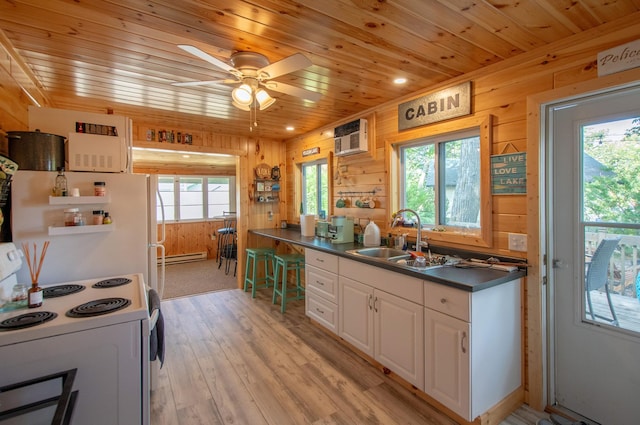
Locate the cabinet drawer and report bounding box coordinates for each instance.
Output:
[305,248,338,273]
[424,280,470,322]
[306,292,338,334]
[306,265,338,303]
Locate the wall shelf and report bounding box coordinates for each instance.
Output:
[48,223,115,236]
[49,196,111,205]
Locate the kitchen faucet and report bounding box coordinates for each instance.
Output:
[391,208,428,252]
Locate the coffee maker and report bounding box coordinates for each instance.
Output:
[328,216,354,244]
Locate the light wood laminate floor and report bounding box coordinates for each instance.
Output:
[151,289,548,425]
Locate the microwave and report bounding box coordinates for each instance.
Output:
[66,133,128,172]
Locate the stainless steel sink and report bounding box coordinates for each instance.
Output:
[346,247,446,272]
[346,247,408,258]
[386,255,444,270]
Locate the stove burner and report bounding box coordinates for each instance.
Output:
[92,277,132,289]
[43,284,86,298]
[0,311,58,331]
[66,298,131,318]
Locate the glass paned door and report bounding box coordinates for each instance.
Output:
[548,86,640,425]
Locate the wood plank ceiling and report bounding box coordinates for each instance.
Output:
[2,0,640,141]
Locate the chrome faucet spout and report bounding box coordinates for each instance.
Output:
[391,208,424,252]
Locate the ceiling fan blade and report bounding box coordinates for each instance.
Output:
[263,81,322,102]
[178,45,239,75]
[258,53,312,80]
[171,79,239,87]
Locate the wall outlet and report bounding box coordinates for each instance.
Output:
[508,233,527,252]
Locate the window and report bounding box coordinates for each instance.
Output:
[400,129,480,228]
[392,115,492,247]
[157,175,235,222]
[302,159,329,218]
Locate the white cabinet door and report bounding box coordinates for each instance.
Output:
[339,276,374,356]
[374,290,424,390]
[424,307,471,420]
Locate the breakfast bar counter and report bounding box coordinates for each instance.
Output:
[249,227,526,292]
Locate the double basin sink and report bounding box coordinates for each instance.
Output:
[345,247,447,272]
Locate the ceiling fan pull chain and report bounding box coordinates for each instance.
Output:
[253,100,258,128]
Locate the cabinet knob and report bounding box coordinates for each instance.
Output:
[440,298,447,304]
[316,307,325,314]
[316,258,324,262]
[316,280,324,286]
[461,331,467,354]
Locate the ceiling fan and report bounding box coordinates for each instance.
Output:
[174,45,321,111]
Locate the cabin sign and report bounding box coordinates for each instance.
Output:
[398,82,471,131]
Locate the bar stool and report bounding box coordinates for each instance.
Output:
[216,212,237,275]
[243,247,275,298]
[272,253,305,313]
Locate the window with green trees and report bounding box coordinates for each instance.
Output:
[399,128,480,228]
[302,160,328,217]
[583,117,640,225]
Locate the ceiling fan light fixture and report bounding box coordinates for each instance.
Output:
[255,88,276,110]
[232,100,251,111]
[232,84,253,105]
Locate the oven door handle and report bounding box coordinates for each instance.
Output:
[149,309,159,332]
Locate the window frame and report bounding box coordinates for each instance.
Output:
[157,174,236,223]
[389,114,493,248]
[296,153,333,220]
[301,158,329,218]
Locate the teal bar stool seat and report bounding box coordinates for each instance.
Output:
[243,248,276,298]
[272,253,305,313]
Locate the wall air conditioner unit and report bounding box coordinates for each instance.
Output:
[334,118,368,156]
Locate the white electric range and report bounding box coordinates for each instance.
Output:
[0,271,150,425]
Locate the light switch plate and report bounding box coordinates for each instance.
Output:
[508,233,527,252]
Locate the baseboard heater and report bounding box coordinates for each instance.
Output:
[160,251,207,265]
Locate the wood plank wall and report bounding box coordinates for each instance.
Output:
[284,15,640,411]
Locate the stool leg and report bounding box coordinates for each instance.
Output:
[265,254,274,287]
[243,253,252,293]
[295,265,301,298]
[280,264,288,313]
[272,261,281,305]
[251,255,259,298]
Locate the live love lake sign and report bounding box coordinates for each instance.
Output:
[491,152,527,195]
[398,82,471,131]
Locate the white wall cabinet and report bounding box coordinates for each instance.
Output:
[338,258,424,390]
[423,278,521,421]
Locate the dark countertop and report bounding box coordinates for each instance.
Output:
[249,228,526,292]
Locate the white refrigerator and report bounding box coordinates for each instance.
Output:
[10,170,165,296]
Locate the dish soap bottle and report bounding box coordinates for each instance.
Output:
[54,167,68,196]
[363,220,381,247]
[103,212,112,224]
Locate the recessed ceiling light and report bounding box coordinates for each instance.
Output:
[286,126,295,131]
[394,77,407,84]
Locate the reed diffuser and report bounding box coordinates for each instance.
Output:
[22,241,50,308]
